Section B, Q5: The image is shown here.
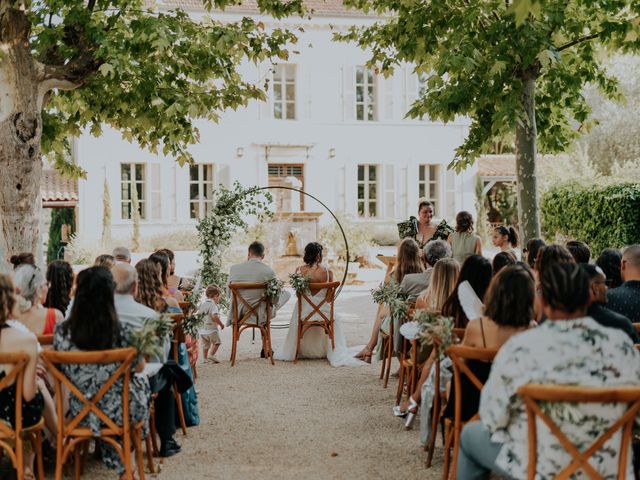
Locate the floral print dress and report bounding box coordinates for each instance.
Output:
[480,317,640,479]
[53,323,151,474]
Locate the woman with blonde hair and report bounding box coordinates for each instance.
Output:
[415,258,460,312]
[13,264,64,335]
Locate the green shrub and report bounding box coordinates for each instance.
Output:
[541,182,640,254]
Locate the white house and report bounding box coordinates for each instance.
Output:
[73,0,477,244]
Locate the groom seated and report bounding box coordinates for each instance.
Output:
[227,241,291,328]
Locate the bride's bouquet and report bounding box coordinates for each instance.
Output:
[265,278,285,306]
[289,272,311,296]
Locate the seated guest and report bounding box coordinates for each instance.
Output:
[136,259,200,426]
[524,238,546,270]
[354,238,423,362]
[112,264,184,457]
[566,240,591,264]
[415,258,459,311]
[149,252,184,303]
[112,246,132,264]
[458,263,640,479]
[94,254,116,269]
[607,244,640,322]
[9,252,35,270]
[447,211,482,264]
[44,260,74,316]
[534,244,575,322]
[53,267,150,480]
[597,247,623,288]
[583,264,639,343]
[13,264,63,335]
[491,251,515,275]
[0,274,44,479]
[441,255,492,329]
[156,248,187,295]
[401,239,452,302]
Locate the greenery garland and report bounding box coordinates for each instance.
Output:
[195,181,273,307]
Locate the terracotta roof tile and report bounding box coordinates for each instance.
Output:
[41,169,78,204]
[477,154,564,178]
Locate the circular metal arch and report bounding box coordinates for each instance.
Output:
[256,186,350,298]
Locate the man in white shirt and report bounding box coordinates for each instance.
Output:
[458,263,640,479]
[112,264,183,458]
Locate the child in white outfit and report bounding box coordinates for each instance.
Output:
[198,285,224,363]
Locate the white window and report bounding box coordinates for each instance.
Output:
[418,164,440,212]
[189,164,215,219]
[273,64,296,120]
[121,163,145,220]
[357,164,378,217]
[356,66,377,121]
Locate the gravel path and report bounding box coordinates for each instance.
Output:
[150,288,444,480]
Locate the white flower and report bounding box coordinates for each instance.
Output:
[214,229,220,236]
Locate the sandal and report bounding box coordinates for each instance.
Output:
[354,347,373,364]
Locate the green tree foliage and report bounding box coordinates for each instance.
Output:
[27,0,304,176]
[541,183,640,254]
[336,0,640,242]
[47,208,75,262]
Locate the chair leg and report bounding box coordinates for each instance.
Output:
[442,420,453,480]
[144,435,155,473]
[73,445,81,480]
[395,363,405,405]
[173,383,188,435]
[149,407,159,456]
[265,327,274,366]
[379,337,386,380]
[230,326,238,366]
[134,429,146,480]
[425,393,441,468]
[383,338,393,388]
[451,422,462,480]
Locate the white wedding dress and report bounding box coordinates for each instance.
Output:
[274,273,365,367]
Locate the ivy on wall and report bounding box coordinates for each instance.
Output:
[541,183,640,254]
[47,208,75,262]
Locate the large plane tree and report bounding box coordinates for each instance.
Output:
[338,0,640,241]
[0,0,301,257]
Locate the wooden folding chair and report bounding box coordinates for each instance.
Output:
[0,352,45,480]
[40,348,146,480]
[442,344,497,480]
[517,384,640,480]
[169,313,189,436]
[395,308,417,406]
[294,281,340,363]
[228,283,274,367]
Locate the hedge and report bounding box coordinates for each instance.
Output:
[541,182,640,254]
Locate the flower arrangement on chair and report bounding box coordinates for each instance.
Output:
[289,272,311,296]
[265,278,284,306]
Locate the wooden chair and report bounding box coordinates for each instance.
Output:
[228,283,274,367]
[294,282,340,363]
[395,308,417,406]
[40,348,146,480]
[442,344,497,480]
[37,334,53,347]
[633,323,640,333]
[169,313,189,436]
[517,384,640,480]
[178,301,190,317]
[0,352,45,480]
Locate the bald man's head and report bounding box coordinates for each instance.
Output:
[622,244,640,282]
[112,263,138,294]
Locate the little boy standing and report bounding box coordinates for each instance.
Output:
[198,285,225,363]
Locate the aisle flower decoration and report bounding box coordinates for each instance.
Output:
[182,311,206,338]
[148,313,174,341]
[371,282,410,323]
[265,278,284,306]
[289,272,311,296]
[129,318,170,359]
[413,310,455,354]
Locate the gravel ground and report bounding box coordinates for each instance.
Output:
[71,265,446,479]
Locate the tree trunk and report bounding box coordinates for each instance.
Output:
[0,7,43,260]
[514,75,541,244]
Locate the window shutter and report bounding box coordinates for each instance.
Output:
[384,164,396,219]
[341,66,355,121]
[382,74,394,121]
[444,167,456,221]
[403,66,418,118]
[399,165,409,219]
[150,163,161,220]
[216,164,230,188]
[258,63,272,120]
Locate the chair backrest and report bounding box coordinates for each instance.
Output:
[37,334,54,347]
[633,323,640,333]
[228,282,270,328]
[445,344,498,424]
[178,301,190,316]
[0,352,30,465]
[297,281,340,325]
[169,313,186,362]
[452,328,466,342]
[40,348,137,439]
[517,383,640,480]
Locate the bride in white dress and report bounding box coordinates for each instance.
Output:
[274,242,365,367]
